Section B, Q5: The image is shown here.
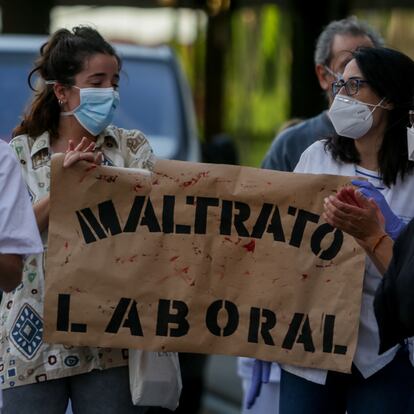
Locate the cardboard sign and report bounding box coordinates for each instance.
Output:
[44,155,365,373]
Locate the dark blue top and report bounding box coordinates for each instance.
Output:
[375,218,414,354]
[261,111,335,172]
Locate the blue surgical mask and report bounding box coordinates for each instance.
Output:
[61,86,120,136]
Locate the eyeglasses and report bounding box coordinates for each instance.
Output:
[324,65,342,81]
[332,78,370,97]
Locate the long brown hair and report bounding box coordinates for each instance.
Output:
[14,26,121,142]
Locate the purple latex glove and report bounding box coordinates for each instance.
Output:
[352,180,405,240]
[246,359,271,409]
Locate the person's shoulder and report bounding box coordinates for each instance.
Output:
[10,133,30,144]
[0,139,9,152]
[9,133,37,163]
[104,125,151,149]
[9,133,31,152]
[104,125,155,170]
[300,139,328,157]
[262,113,331,171]
[0,140,13,163]
[274,119,311,143]
[294,139,332,173]
[273,112,332,148]
[0,139,22,177]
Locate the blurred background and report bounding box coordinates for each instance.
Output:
[1,0,414,413]
[2,0,414,167]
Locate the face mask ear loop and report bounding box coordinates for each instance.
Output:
[364,97,386,121]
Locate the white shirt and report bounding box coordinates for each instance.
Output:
[282,140,414,385]
[0,140,43,409]
[0,140,43,256]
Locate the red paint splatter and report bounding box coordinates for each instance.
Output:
[181,267,189,274]
[244,271,251,276]
[224,237,233,243]
[64,241,68,249]
[242,240,256,253]
[301,274,308,280]
[178,273,194,286]
[326,279,331,283]
[153,179,160,185]
[316,263,333,268]
[115,255,138,264]
[181,171,209,188]
[170,256,179,262]
[154,172,179,183]
[85,165,97,173]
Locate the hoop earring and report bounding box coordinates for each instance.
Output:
[58,99,63,105]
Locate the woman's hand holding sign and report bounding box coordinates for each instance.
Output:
[63,137,103,168]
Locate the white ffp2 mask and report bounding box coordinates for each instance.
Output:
[328,95,386,139]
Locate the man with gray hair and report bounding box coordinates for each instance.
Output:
[262,16,383,172]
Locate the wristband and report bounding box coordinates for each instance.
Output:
[371,234,388,254]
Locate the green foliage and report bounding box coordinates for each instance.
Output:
[170,5,292,167]
[224,5,292,167]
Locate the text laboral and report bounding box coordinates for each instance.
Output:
[44,157,365,373]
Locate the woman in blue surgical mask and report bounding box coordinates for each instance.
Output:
[2,27,154,413]
[278,47,414,414]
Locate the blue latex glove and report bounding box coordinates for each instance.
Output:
[246,359,271,409]
[352,180,405,240]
